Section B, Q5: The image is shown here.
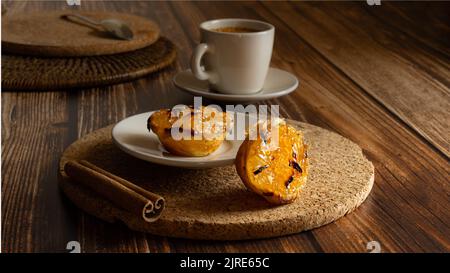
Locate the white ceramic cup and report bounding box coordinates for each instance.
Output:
[190,18,275,94]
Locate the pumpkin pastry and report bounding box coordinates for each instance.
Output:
[235,120,308,204]
[148,106,229,157]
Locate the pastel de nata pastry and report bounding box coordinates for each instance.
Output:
[235,120,308,204]
[148,106,229,157]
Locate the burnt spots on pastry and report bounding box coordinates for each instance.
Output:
[285,175,294,188]
[164,127,198,137]
[304,150,308,159]
[292,150,297,159]
[292,161,303,173]
[253,165,268,175]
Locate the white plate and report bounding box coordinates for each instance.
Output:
[112,111,243,168]
[173,67,299,102]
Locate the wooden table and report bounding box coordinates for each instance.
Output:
[2,1,449,253]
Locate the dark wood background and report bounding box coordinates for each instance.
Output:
[2,1,449,253]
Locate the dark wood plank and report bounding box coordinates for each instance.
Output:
[262,1,450,157]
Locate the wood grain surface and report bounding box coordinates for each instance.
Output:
[1,1,449,253]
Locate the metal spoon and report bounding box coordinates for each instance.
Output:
[63,14,134,40]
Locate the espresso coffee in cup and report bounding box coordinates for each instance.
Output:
[191,19,275,94]
[211,27,259,33]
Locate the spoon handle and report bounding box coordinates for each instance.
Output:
[63,14,101,26]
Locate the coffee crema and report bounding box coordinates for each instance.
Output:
[211,27,259,33]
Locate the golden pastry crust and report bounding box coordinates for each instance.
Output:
[148,106,228,157]
[235,122,308,204]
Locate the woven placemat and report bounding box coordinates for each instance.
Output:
[2,11,160,57]
[1,37,176,91]
[58,120,374,240]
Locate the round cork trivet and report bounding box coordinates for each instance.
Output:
[2,11,160,57]
[58,120,374,240]
[2,37,176,91]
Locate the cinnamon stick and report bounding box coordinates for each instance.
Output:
[64,160,165,222]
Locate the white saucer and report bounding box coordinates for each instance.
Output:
[173,67,299,102]
[112,111,243,168]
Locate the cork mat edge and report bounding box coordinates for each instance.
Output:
[58,121,375,240]
[1,37,177,91]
